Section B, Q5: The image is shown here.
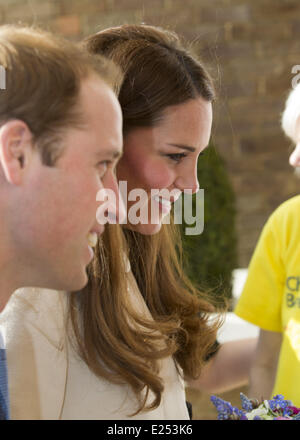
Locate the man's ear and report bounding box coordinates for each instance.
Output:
[0,120,34,185]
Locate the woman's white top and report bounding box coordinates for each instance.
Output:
[0,273,189,420]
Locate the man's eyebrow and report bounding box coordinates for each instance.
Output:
[167,143,196,153]
[95,149,122,160]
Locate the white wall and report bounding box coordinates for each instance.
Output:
[216,269,259,343]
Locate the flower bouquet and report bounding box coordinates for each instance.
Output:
[210,393,300,420]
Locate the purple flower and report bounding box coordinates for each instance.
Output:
[288,406,300,415]
[240,393,253,411]
[210,395,243,420]
[211,393,300,420]
[239,414,248,420]
[268,394,292,416]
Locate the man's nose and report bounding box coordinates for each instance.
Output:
[104,171,126,224]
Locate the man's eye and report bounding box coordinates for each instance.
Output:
[97,160,111,176]
[97,160,111,168]
[166,153,187,163]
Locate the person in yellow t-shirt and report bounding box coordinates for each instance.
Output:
[235,82,300,405]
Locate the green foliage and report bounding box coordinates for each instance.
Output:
[180,143,238,307]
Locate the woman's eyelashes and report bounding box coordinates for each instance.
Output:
[165,152,187,163]
[164,150,205,163]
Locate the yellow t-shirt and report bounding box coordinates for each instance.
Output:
[235,195,300,405]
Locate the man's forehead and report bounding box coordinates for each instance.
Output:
[80,76,118,110]
[81,75,109,94]
[78,77,123,159]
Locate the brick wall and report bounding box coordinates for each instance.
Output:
[1,0,299,266]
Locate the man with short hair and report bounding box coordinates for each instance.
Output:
[0,25,124,419]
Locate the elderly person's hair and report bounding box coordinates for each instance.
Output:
[282,83,300,143]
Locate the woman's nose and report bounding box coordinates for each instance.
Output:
[175,171,199,194]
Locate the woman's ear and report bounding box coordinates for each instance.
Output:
[0,120,34,185]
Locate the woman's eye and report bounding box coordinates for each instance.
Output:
[166,153,187,163]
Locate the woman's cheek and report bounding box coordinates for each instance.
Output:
[140,160,174,189]
[117,150,145,184]
[118,151,174,190]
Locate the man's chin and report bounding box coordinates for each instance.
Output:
[54,270,88,293]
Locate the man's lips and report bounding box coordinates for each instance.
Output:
[87,224,104,248]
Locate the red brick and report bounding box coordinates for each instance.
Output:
[59,0,106,15]
[53,14,81,37]
[4,0,58,22]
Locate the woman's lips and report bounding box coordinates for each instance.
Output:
[152,195,172,214]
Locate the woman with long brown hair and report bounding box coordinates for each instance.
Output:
[0,24,255,419]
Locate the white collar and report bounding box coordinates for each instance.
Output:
[0,325,5,349]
